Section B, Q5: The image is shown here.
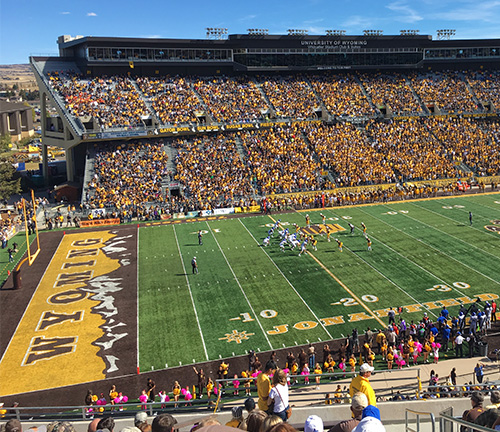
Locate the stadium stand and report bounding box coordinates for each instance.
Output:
[309,73,376,119]
[193,76,270,124]
[136,75,204,126]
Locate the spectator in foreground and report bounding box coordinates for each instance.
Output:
[97,417,115,432]
[475,408,500,429]
[135,412,150,432]
[349,363,377,406]
[329,393,369,432]
[246,410,267,432]
[5,420,22,432]
[486,391,500,409]
[461,392,484,432]
[225,407,244,428]
[352,406,385,432]
[152,414,177,432]
[261,415,283,432]
[304,415,323,432]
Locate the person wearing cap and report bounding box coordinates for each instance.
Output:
[191,257,198,274]
[461,392,485,431]
[225,406,244,428]
[349,363,377,407]
[454,331,464,358]
[486,390,500,409]
[352,406,385,432]
[257,360,277,412]
[304,415,323,432]
[329,392,369,432]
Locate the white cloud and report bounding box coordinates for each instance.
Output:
[238,14,257,22]
[60,11,70,15]
[434,1,500,22]
[341,15,375,29]
[87,12,97,17]
[386,1,423,23]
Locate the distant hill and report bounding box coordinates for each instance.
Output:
[0,64,37,90]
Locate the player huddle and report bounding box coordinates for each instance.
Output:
[262,215,372,255]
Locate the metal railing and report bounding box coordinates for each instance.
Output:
[405,408,436,432]
[439,407,495,432]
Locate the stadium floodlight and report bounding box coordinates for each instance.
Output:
[326,30,346,36]
[206,27,228,39]
[363,29,384,36]
[247,28,269,35]
[400,29,420,36]
[436,29,456,40]
[287,29,309,36]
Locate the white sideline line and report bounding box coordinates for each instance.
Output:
[238,218,334,340]
[0,235,65,365]
[136,226,140,370]
[172,225,209,361]
[205,221,273,350]
[357,207,500,290]
[405,202,500,260]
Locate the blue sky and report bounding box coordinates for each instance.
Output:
[1,0,500,64]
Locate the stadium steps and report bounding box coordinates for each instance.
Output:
[303,76,330,119]
[81,144,97,207]
[234,135,259,197]
[253,78,277,118]
[189,82,215,124]
[130,79,161,126]
[461,73,485,112]
[354,75,383,119]
[405,77,430,115]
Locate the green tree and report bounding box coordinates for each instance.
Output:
[0,159,21,200]
[0,134,12,153]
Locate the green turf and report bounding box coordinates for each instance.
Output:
[0,232,37,285]
[137,193,500,370]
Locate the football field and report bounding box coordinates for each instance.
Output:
[137,193,500,371]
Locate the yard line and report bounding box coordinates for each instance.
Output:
[172,225,209,361]
[357,207,500,289]
[334,237,439,319]
[408,201,500,249]
[206,221,273,350]
[306,252,387,327]
[395,203,500,261]
[238,218,335,339]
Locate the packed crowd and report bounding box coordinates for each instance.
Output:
[260,75,320,120]
[466,70,500,110]
[240,127,321,195]
[365,118,458,181]
[173,134,255,208]
[409,71,480,114]
[309,73,375,118]
[303,123,396,187]
[427,117,500,176]
[86,140,169,209]
[359,72,423,116]
[48,72,149,129]
[193,76,269,124]
[136,76,203,125]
